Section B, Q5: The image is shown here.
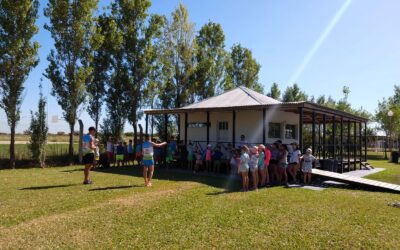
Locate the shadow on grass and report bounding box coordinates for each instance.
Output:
[89,185,141,191]
[19,184,79,190]
[94,166,242,192]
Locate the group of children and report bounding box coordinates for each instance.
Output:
[184,140,317,191]
[105,137,137,167]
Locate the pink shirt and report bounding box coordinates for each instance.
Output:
[264,148,271,166]
[206,149,212,161]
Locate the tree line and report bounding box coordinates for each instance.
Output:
[0,0,397,168]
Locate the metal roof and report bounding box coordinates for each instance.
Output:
[144,86,368,122]
[181,86,280,109]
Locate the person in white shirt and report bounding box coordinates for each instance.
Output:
[288,142,301,183]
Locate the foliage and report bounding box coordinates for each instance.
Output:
[281,83,308,102]
[0,0,40,168]
[224,43,263,93]
[44,0,99,163]
[194,21,226,100]
[28,84,48,168]
[267,82,281,100]
[375,85,400,143]
[101,0,164,146]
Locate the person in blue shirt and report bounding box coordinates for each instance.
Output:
[142,134,167,187]
[116,141,125,167]
[82,127,97,184]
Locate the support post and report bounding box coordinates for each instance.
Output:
[232,111,236,148]
[263,108,266,144]
[353,121,357,170]
[364,122,367,162]
[145,114,149,135]
[184,113,188,145]
[359,121,362,169]
[312,112,316,153]
[340,117,344,173]
[322,114,326,160]
[164,114,168,167]
[347,120,351,171]
[298,107,304,153]
[206,111,210,145]
[332,116,336,160]
[151,116,154,140]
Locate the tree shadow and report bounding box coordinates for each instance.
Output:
[88,185,141,191]
[94,166,241,191]
[19,184,78,190]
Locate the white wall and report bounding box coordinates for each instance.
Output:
[179,109,300,146]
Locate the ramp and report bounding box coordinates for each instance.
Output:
[312,169,400,193]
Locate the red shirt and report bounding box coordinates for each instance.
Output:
[264,148,271,166]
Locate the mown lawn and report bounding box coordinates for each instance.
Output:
[0,159,399,249]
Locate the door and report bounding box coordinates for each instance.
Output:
[217,121,229,143]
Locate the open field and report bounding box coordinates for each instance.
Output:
[0,157,399,249]
[0,134,78,143]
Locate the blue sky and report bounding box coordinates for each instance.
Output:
[1,0,399,133]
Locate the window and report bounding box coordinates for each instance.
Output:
[268,123,281,138]
[188,122,208,128]
[218,121,228,130]
[285,124,296,139]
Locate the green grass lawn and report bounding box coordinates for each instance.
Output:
[1,158,400,249]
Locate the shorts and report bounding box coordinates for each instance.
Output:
[188,154,193,161]
[249,164,258,172]
[279,162,288,168]
[83,153,95,165]
[270,159,278,165]
[258,163,265,170]
[107,151,114,160]
[116,154,124,161]
[302,165,312,173]
[239,164,249,173]
[143,159,154,167]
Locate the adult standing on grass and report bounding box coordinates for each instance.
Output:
[82,127,97,184]
[142,134,167,187]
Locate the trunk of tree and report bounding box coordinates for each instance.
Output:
[10,124,16,169]
[95,114,99,134]
[69,122,75,165]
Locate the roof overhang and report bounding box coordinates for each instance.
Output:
[144,101,368,123]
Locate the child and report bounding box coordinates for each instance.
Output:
[135,143,143,167]
[278,144,289,186]
[106,136,114,165]
[127,140,134,166]
[194,145,203,173]
[205,144,212,172]
[249,146,259,190]
[229,149,238,176]
[258,144,266,187]
[115,141,125,167]
[238,145,250,191]
[269,143,280,183]
[301,148,316,185]
[212,146,224,174]
[288,142,301,183]
[264,144,271,186]
[94,138,100,168]
[123,141,129,166]
[187,142,194,170]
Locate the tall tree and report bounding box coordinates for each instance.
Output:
[28,82,48,168]
[224,43,263,93]
[0,0,40,168]
[267,82,281,100]
[44,0,98,164]
[109,0,164,146]
[163,3,196,107]
[86,15,113,132]
[336,85,352,112]
[281,83,308,102]
[194,21,226,100]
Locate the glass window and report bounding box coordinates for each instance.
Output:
[285,124,296,139]
[268,123,281,138]
[188,122,208,128]
[218,121,228,130]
